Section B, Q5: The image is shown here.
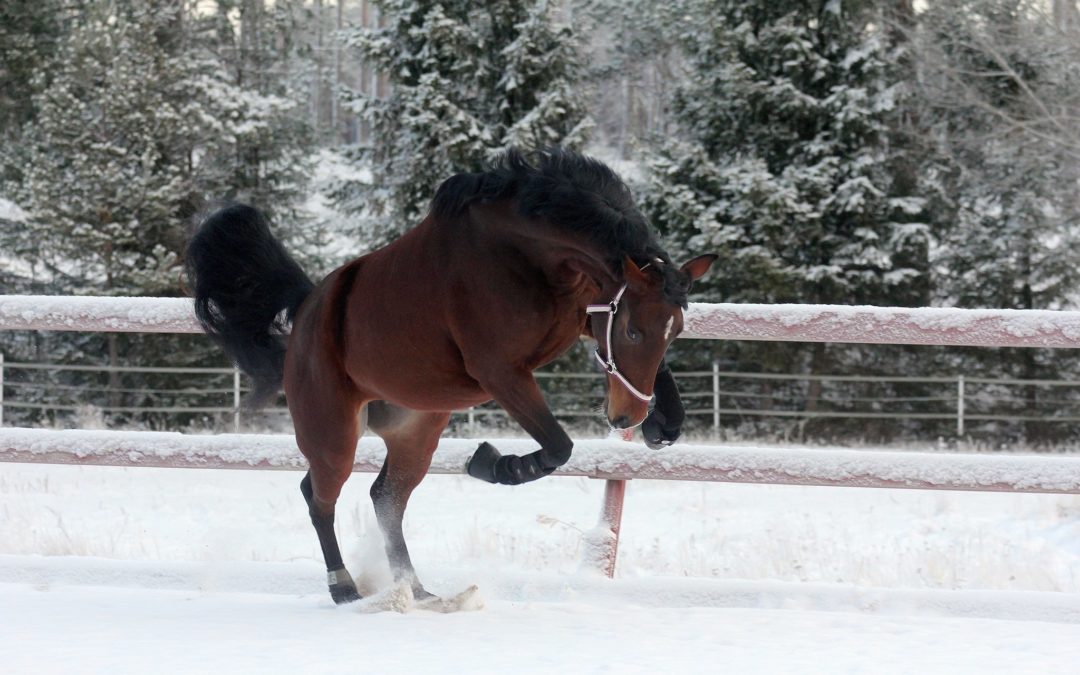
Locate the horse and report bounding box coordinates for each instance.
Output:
[185,148,716,605]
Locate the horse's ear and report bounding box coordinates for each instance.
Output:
[681,254,718,281]
[623,256,651,287]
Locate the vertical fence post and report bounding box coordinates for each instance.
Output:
[597,478,627,578]
[712,359,720,438]
[957,375,965,437]
[467,406,475,435]
[233,368,241,433]
[588,428,631,578]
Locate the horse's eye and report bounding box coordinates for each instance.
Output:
[626,325,641,342]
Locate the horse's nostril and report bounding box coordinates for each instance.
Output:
[610,415,629,429]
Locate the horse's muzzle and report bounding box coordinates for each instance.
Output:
[609,415,631,430]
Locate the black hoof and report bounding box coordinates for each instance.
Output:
[327,567,361,605]
[642,410,680,450]
[330,582,361,605]
[466,442,500,483]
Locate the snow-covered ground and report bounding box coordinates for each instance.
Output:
[3,454,1080,672]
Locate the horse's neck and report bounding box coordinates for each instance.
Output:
[468,201,618,303]
[515,240,617,310]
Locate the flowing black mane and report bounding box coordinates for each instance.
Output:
[431,147,691,306]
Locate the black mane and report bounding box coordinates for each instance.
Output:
[431,147,691,306]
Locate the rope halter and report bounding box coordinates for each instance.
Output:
[586,282,653,402]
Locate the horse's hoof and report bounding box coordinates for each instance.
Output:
[328,567,361,605]
[330,582,362,605]
[642,410,679,450]
[466,442,500,483]
[413,586,437,601]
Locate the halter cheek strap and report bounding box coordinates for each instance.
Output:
[586,283,653,402]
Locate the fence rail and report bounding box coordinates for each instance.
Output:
[4,427,1077,492]
[5,294,1080,576]
[6,294,1080,347]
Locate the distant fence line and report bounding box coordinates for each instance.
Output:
[6,295,1080,436]
[5,357,1080,435]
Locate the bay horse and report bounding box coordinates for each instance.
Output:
[186,148,716,605]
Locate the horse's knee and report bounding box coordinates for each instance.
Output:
[369,471,389,508]
[369,466,404,520]
[542,439,573,468]
[302,468,349,519]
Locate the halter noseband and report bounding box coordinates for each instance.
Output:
[586,281,653,403]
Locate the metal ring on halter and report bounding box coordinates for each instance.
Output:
[586,283,653,402]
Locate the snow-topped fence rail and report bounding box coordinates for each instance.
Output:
[6,294,1080,347]
[5,294,1080,576]
[4,428,1079,493]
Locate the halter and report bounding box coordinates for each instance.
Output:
[586,282,653,402]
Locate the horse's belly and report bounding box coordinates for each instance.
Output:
[386,386,492,412]
[352,363,491,412]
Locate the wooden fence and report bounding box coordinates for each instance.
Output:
[3,294,1080,576]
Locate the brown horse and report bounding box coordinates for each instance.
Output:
[186,148,715,604]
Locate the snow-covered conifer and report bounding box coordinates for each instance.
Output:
[644,0,928,309]
[338,0,590,245]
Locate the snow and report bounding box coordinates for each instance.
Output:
[6,576,1079,674]
[0,295,199,333]
[0,197,28,223]
[3,461,1080,672]
[684,302,1080,347]
[3,566,1080,674]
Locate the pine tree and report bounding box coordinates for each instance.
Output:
[644,0,928,308]
[910,0,1080,443]
[639,0,930,440]
[338,0,591,245]
[194,0,315,218]
[0,0,65,138]
[13,3,190,295]
[914,0,1080,314]
[7,1,318,296]
[0,1,319,429]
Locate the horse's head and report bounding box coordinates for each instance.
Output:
[588,253,717,430]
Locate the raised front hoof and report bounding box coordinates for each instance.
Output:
[327,567,361,605]
[642,411,680,450]
[466,442,501,483]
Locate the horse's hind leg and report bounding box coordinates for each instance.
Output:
[294,398,366,605]
[367,402,450,599]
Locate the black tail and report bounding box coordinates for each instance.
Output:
[185,204,314,409]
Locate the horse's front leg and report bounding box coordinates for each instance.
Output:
[641,358,686,449]
[465,371,573,486]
